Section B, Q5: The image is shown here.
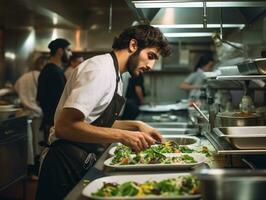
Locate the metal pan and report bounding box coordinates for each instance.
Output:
[216,112,262,127]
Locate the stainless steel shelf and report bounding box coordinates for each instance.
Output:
[216,75,266,81]
[206,79,266,90]
[204,131,266,155]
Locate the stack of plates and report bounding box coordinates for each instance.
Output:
[0,104,18,120]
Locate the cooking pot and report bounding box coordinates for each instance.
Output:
[216,112,263,127]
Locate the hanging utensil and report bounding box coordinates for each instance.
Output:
[192,102,209,123]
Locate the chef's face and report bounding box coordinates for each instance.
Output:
[202,60,215,72]
[61,46,72,63]
[126,47,159,77]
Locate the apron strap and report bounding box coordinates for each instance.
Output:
[109,51,120,93]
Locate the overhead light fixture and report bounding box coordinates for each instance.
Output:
[153,24,245,29]
[53,15,58,25]
[133,1,266,8]
[5,52,16,60]
[51,29,58,40]
[163,32,213,37]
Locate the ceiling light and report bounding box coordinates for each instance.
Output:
[163,32,213,37]
[53,16,58,25]
[133,1,266,8]
[5,52,16,60]
[153,24,245,29]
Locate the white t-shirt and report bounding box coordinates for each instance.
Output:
[184,68,206,99]
[14,70,43,117]
[64,67,75,80]
[50,53,123,141]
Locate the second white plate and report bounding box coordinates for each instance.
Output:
[104,153,206,170]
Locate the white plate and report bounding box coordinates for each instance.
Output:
[104,153,206,170]
[82,173,201,200]
[108,136,200,156]
[0,104,15,111]
[139,103,188,112]
[109,143,122,156]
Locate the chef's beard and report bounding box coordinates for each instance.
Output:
[61,51,69,64]
[126,50,140,77]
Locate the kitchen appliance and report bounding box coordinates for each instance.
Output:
[0,116,28,191]
[194,168,266,200]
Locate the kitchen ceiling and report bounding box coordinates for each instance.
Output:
[126,0,266,43]
[0,0,265,43]
[0,0,136,31]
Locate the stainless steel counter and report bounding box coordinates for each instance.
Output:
[64,137,224,200]
[64,112,266,199]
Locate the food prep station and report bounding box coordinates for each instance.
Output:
[64,59,266,200]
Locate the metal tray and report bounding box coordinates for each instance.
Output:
[194,168,266,200]
[213,127,266,150]
[237,58,266,75]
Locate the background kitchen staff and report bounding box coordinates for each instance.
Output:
[64,54,84,80]
[179,54,215,99]
[36,24,170,200]
[14,55,48,178]
[37,38,72,143]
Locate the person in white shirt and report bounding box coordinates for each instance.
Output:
[36,24,171,200]
[64,54,84,80]
[14,55,48,176]
[179,54,215,99]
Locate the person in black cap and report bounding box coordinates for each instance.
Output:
[37,38,72,143]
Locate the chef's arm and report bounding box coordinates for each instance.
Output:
[112,120,145,131]
[113,120,163,142]
[179,82,200,91]
[55,108,155,152]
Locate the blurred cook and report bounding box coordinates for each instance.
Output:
[179,54,215,100]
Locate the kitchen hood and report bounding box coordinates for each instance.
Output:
[126,0,266,42]
[151,7,246,27]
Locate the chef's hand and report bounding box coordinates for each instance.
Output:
[121,131,155,153]
[137,122,163,143]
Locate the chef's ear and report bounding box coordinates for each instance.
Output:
[128,39,138,53]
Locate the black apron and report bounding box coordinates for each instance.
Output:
[36,52,125,200]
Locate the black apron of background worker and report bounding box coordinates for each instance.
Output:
[36,52,125,200]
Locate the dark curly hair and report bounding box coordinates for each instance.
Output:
[112,24,171,57]
[194,53,214,71]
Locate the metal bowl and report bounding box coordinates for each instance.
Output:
[194,169,266,200]
[163,135,200,147]
[216,112,263,127]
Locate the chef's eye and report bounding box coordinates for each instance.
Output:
[148,53,158,60]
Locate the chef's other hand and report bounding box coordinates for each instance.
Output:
[121,131,155,153]
[138,122,163,143]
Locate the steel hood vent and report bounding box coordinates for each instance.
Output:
[151,7,247,28]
